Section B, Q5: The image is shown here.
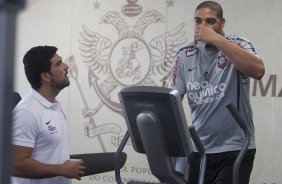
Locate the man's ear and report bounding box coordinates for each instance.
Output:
[221,18,226,29]
[41,72,51,83]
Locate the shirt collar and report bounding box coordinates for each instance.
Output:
[30,89,61,110]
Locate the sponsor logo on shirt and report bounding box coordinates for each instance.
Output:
[186,48,198,57]
[45,120,57,134]
[188,66,197,71]
[187,81,226,104]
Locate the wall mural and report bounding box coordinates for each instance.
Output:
[65,0,187,155]
[65,0,187,183]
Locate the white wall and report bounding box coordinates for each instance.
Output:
[14,0,282,183]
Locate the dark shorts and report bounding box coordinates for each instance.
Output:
[187,149,256,184]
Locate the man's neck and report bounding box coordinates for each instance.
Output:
[205,44,218,51]
[36,87,60,103]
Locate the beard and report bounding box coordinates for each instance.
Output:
[51,77,70,90]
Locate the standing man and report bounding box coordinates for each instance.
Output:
[169,1,265,184]
[12,46,86,184]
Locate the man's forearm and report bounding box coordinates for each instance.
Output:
[13,158,65,179]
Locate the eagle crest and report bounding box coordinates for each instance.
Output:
[79,10,187,114]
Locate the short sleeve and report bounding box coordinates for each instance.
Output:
[235,37,259,56]
[168,54,186,94]
[12,108,38,148]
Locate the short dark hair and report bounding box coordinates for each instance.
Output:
[196,1,223,19]
[23,46,57,89]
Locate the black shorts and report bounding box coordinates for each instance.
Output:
[187,149,256,184]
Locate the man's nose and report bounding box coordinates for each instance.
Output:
[64,62,69,70]
[195,24,204,31]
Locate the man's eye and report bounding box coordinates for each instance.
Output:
[207,20,216,25]
[194,19,201,24]
[56,62,63,67]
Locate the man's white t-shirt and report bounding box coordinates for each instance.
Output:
[11,89,71,184]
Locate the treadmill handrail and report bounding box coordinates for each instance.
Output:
[115,131,130,184]
[226,103,251,184]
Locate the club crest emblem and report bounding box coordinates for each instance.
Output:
[79,8,187,114]
[66,0,187,152]
[216,53,229,69]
